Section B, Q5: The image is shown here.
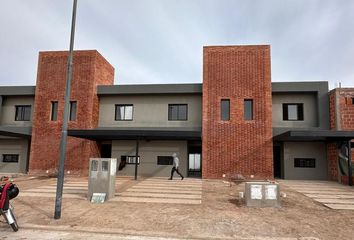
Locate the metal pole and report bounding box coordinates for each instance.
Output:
[348,140,353,186]
[54,0,78,219]
[134,139,139,180]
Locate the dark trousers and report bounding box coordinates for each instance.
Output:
[170,167,184,179]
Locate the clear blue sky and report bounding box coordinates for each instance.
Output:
[1,0,353,89]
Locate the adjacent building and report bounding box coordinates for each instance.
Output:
[0,45,353,183]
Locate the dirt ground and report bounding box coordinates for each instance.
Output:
[1,176,354,240]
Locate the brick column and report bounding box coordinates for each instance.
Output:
[202,45,273,179]
[29,50,114,175]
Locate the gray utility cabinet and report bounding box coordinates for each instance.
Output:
[244,182,280,207]
[88,158,117,201]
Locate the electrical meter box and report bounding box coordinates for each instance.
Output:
[244,182,280,207]
[88,158,117,202]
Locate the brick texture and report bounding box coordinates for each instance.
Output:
[29,50,114,175]
[328,88,354,181]
[202,45,273,179]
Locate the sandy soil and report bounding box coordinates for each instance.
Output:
[1,176,353,240]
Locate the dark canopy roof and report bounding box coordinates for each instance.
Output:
[0,126,32,138]
[68,127,201,141]
[273,130,354,142]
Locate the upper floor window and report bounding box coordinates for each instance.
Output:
[283,103,303,121]
[69,101,77,121]
[221,99,230,121]
[15,105,31,121]
[115,104,133,121]
[168,104,187,121]
[352,98,354,105]
[244,99,253,120]
[51,101,58,121]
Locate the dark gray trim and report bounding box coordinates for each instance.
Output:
[97,84,203,95]
[68,127,201,141]
[272,81,329,131]
[273,130,354,141]
[0,126,32,138]
[0,86,35,96]
[272,81,328,93]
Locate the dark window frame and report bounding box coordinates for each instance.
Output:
[115,104,134,121]
[294,158,316,168]
[157,156,173,165]
[282,103,304,121]
[244,99,254,120]
[69,101,77,121]
[221,99,230,121]
[15,105,31,121]
[121,155,140,164]
[2,154,19,163]
[51,101,58,121]
[168,104,188,121]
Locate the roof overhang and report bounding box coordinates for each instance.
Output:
[0,126,32,138]
[273,130,354,142]
[68,128,202,141]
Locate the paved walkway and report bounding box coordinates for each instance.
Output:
[283,180,354,210]
[19,177,202,205]
[113,177,202,204]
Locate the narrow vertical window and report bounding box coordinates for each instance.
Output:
[69,101,77,121]
[244,99,253,120]
[51,101,58,121]
[221,99,230,121]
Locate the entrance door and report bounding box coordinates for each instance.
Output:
[188,153,201,177]
[100,144,112,158]
[273,145,282,178]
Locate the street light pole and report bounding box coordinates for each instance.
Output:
[54,0,78,219]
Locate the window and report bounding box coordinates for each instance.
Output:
[294,158,316,168]
[51,101,58,121]
[244,99,253,120]
[189,153,201,171]
[69,101,77,121]
[2,154,19,163]
[115,105,133,121]
[221,99,230,121]
[15,105,31,121]
[157,156,173,165]
[352,98,354,105]
[168,104,187,121]
[121,155,140,164]
[283,103,303,121]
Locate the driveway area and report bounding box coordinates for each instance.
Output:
[20,177,202,204]
[282,180,354,210]
[1,176,354,240]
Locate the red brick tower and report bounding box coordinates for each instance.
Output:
[328,88,354,183]
[29,50,114,175]
[202,45,273,179]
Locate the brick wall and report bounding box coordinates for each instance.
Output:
[202,45,273,179]
[29,50,114,175]
[328,88,354,181]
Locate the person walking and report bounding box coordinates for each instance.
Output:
[169,153,184,180]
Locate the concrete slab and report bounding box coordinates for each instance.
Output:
[126,189,202,194]
[111,196,202,204]
[19,192,86,199]
[314,198,354,204]
[119,192,201,199]
[324,204,354,210]
[305,194,354,199]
